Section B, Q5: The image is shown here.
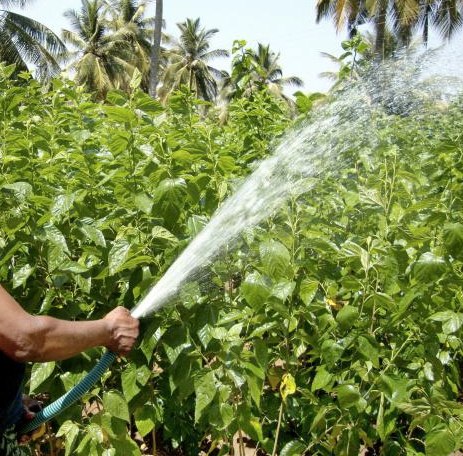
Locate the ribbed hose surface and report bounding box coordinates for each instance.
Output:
[20,351,117,435]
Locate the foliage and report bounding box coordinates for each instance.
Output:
[2,61,463,456]
[62,0,143,100]
[157,17,229,104]
[0,0,66,81]
[221,40,303,111]
[315,1,463,57]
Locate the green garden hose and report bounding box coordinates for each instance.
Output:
[19,351,117,434]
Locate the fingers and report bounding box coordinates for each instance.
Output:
[104,307,140,356]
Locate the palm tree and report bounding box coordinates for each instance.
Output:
[222,42,303,103]
[149,0,163,97]
[0,0,67,81]
[417,0,463,46]
[62,0,135,99]
[104,0,155,92]
[315,0,463,59]
[158,17,229,103]
[248,43,303,97]
[315,0,369,38]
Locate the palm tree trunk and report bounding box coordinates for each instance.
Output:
[423,4,430,47]
[374,0,388,60]
[149,0,163,98]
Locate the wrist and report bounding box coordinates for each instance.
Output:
[96,318,113,348]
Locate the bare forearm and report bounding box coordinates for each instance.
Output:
[0,285,139,361]
[27,316,111,362]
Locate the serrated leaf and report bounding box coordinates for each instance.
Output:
[321,339,343,368]
[13,264,34,288]
[311,365,332,392]
[108,238,131,275]
[134,193,153,214]
[429,311,463,334]
[44,223,70,254]
[151,226,178,243]
[336,384,361,409]
[240,271,271,310]
[413,252,446,283]
[134,404,156,437]
[259,240,290,278]
[30,361,55,393]
[425,426,455,456]
[336,305,359,330]
[194,370,216,422]
[103,390,130,423]
[56,420,80,456]
[51,194,75,220]
[78,221,106,247]
[444,222,463,259]
[219,402,234,427]
[254,339,268,369]
[2,181,33,201]
[299,278,318,305]
[280,440,306,456]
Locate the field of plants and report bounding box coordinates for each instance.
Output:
[1,58,463,456]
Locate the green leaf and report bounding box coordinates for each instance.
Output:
[194,370,216,422]
[134,404,156,437]
[413,252,447,283]
[51,194,75,221]
[87,423,104,443]
[104,105,136,123]
[108,238,131,275]
[2,181,33,201]
[425,426,455,456]
[335,384,361,409]
[134,193,153,214]
[219,402,234,428]
[110,434,141,455]
[56,420,80,456]
[29,361,55,393]
[103,390,130,423]
[140,326,165,362]
[121,363,144,402]
[186,215,208,237]
[78,221,106,247]
[357,335,379,368]
[259,240,291,278]
[217,155,235,173]
[44,223,70,254]
[443,222,463,259]
[429,311,463,334]
[13,264,34,288]
[151,226,178,243]
[311,365,333,392]
[247,374,263,408]
[336,305,359,330]
[272,280,296,301]
[299,278,318,305]
[240,271,271,310]
[254,339,268,370]
[321,339,343,368]
[280,440,306,456]
[153,178,187,201]
[133,91,163,114]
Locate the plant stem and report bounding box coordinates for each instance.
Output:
[271,401,284,456]
[238,428,245,456]
[152,426,156,455]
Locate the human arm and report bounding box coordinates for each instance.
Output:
[0,285,139,362]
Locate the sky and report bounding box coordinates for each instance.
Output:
[11,0,346,93]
